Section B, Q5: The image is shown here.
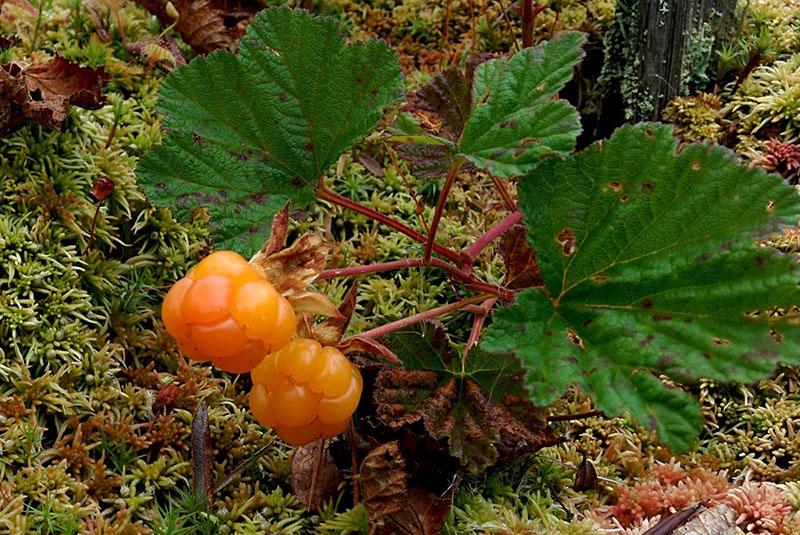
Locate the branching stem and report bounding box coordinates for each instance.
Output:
[461,211,522,266]
[318,184,460,262]
[355,293,491,340]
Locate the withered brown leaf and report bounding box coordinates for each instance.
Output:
[361,441,451,535]
[134,0,264,54]
[499,223,542,289]
[291,440,342,510]
[0,57,108,135]
[373,322,556,471]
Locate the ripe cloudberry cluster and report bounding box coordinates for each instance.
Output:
[249,338,363,446]
[161,251,296,373]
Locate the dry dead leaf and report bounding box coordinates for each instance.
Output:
[499,223,542,289]
[134,0,264,54]
[1,57,108,135]
[291,440,342,510]
[251,233,329,294]
[361,441,451,535]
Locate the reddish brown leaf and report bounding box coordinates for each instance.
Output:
[134,0,264,54]
[499,223,543,289]
[358,154,384,177]
[251,233,329,294]
[291,440,342,510]
[0,57,108,135]
[90,177,115,202]
[371,323,556,471]
[361,441,451,535]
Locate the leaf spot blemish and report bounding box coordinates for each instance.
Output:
[619,195,629,203]
[556,228,576,256]
[639,334,655,347]
[691,161,702,171]
[642,183,654,193]
[500,119,517,129]
[304,143,315,152]
[652,314,672,322]
[695,252,711,263]
[608,181,623,192]
[766,200,775,212]
[278,93,288,102]
[645,127,654,138]
[590,274,609,282]
[711,337,731,346]
[582,319,592,327]
[566,328,584,350]
[248,226,259,233]
[642,298,653,309]
[155,182,167,190]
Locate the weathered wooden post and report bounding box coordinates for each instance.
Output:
[601,0,738,122]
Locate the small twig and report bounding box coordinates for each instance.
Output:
[104,119,119,150]
[354,294,491,340]
[424,160,464,261]
[319,184,460,262]
[490,175,517,211]
[496,0,520,51]
[210,441,274,495]
[348,419,360,507]
[547,409,604,422]
[461,211,522,266]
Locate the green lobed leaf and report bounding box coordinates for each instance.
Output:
[482,123,800,452]
[458,32,586,177]
[375,322,555,471]
[138,7,403,255]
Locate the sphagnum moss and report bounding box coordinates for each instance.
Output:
[4,0,800,533]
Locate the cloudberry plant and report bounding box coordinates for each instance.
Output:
[161,251,296,373]
[249,339,363,446]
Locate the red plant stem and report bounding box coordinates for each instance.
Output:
[424,160,463,261]
[319,185,461,263]
[319,258,425,280]
[491,175,517,211]
[461,211,522,266]
[496,0,520,51]
[522,0,534,48]
[356,293,491,340]
[318,256,514,300]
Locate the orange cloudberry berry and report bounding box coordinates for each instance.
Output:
[249,339,362,446]
[161,250,296,373]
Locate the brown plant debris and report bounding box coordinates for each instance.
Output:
[133,0,265,54]
[0,57,108,135]
[361,441,451,535]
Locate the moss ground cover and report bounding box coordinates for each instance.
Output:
[2,0,800,533]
